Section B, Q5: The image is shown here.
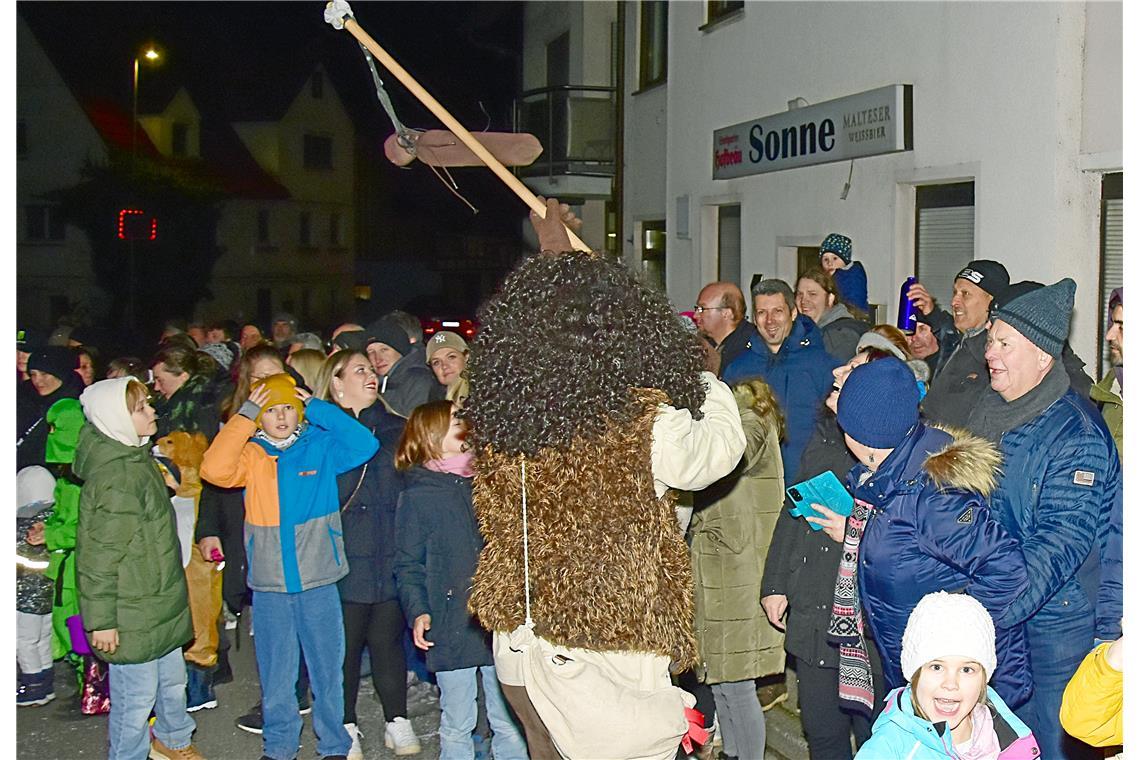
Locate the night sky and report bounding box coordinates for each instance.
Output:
[20,0,529,250]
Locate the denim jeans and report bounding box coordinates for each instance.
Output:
[1016,618,1100,760]
[107,647,196,760]
[253,585,350,760]
[436,665,527,760]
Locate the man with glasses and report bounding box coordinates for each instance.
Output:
[693,282,757,377]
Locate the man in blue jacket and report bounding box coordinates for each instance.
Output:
[723,278,840,482]
[966,278,1121,760]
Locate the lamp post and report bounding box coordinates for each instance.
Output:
[127,45,160,330]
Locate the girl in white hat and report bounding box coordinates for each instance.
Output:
[855,592,1039,759]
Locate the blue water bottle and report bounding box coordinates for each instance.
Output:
[897,276,918,331]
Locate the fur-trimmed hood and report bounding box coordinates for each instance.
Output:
[848,422,1002,505]
[921,424,1001,498]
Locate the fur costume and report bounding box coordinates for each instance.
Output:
[469,388,698,668]
[155,431,209,499]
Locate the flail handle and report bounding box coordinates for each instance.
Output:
[342,17,592,253]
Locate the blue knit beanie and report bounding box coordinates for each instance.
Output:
[990,278,1075,359]
[820,233,853,265]
[837,357,920,448]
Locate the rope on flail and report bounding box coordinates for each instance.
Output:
[355,38,479,212]
[323,0,590,251]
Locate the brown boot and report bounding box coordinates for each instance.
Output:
[149,736,206,760]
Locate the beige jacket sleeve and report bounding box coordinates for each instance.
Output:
[651,371,747,498]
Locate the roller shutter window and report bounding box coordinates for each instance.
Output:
[1099,172,1123,377]
[915,182,975,312]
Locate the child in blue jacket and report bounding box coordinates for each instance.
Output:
[855,592,1039,760]
[392,400,526,760]
[820,232,869,314]
[201,373,378,760]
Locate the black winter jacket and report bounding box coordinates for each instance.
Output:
[393,467,491,673]
[761,412,855,668]
[335,401,406,604]
[17,376,82,470]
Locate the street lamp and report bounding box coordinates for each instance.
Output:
[128,44,161,330]
[131,45,161,167]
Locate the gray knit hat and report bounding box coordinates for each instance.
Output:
[990,277,1075,358]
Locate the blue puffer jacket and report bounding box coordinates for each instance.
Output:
[335,401,406,605]
[393,466,491,673]
[989,389,1122,643]
[723,314,839,482]
[855,686,1040,759]
[851,423,1033,708]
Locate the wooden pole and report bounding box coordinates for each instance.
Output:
[341,16,592,253]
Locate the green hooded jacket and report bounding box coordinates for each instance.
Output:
[1090,373,1123,456]
[74,423,192,664]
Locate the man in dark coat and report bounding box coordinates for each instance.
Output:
[723,279,839,482]
[693,281,758,376]
[905,260,1010,427]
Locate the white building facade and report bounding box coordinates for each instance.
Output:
[623,1,1121,366]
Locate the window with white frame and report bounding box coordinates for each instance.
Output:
[915,182,975,309]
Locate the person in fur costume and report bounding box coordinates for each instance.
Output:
[465,199,747,760]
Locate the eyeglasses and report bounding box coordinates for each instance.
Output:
[692,305,730,315]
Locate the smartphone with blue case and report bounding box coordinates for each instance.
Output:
[786,471,854,530]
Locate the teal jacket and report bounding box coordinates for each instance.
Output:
[74,424,192,664]
[856,686,1039,759]
[201,398,378,594]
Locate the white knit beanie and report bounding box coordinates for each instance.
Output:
[900,592,997,682]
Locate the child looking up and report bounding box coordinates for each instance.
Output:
[393,400,527,760]
[73,378,203,760]
[855,592,1039,759]
[201,373,378,760]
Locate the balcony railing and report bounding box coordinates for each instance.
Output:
[514,85,616,179]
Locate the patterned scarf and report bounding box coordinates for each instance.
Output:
[827,495,875,715]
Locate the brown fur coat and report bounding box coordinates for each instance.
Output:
[469,389,698,668]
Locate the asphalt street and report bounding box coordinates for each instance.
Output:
[16,623,443,760]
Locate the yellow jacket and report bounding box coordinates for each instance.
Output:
[1060,642,1123,747]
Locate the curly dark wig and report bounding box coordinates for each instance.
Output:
[464,250,707,457]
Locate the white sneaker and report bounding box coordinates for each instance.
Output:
[344,722,363,760]
[384,716,422,756]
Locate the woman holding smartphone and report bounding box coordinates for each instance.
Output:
[823,357,1033,716]
[761,327,908,759]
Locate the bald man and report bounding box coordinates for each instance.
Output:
[693,282,757,377]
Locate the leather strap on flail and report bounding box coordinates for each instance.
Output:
[520,455,534,629]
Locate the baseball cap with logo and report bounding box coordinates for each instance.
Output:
[425,331,468,363]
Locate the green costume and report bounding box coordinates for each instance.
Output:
[42,398,85,662]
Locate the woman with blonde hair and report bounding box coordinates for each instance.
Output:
[315,349,420,758]
[286,348,326,394]
[689,376,787,760]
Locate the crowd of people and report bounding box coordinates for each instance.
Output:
[14,202,1124,760]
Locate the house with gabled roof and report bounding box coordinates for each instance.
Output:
[18,9,358,334]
